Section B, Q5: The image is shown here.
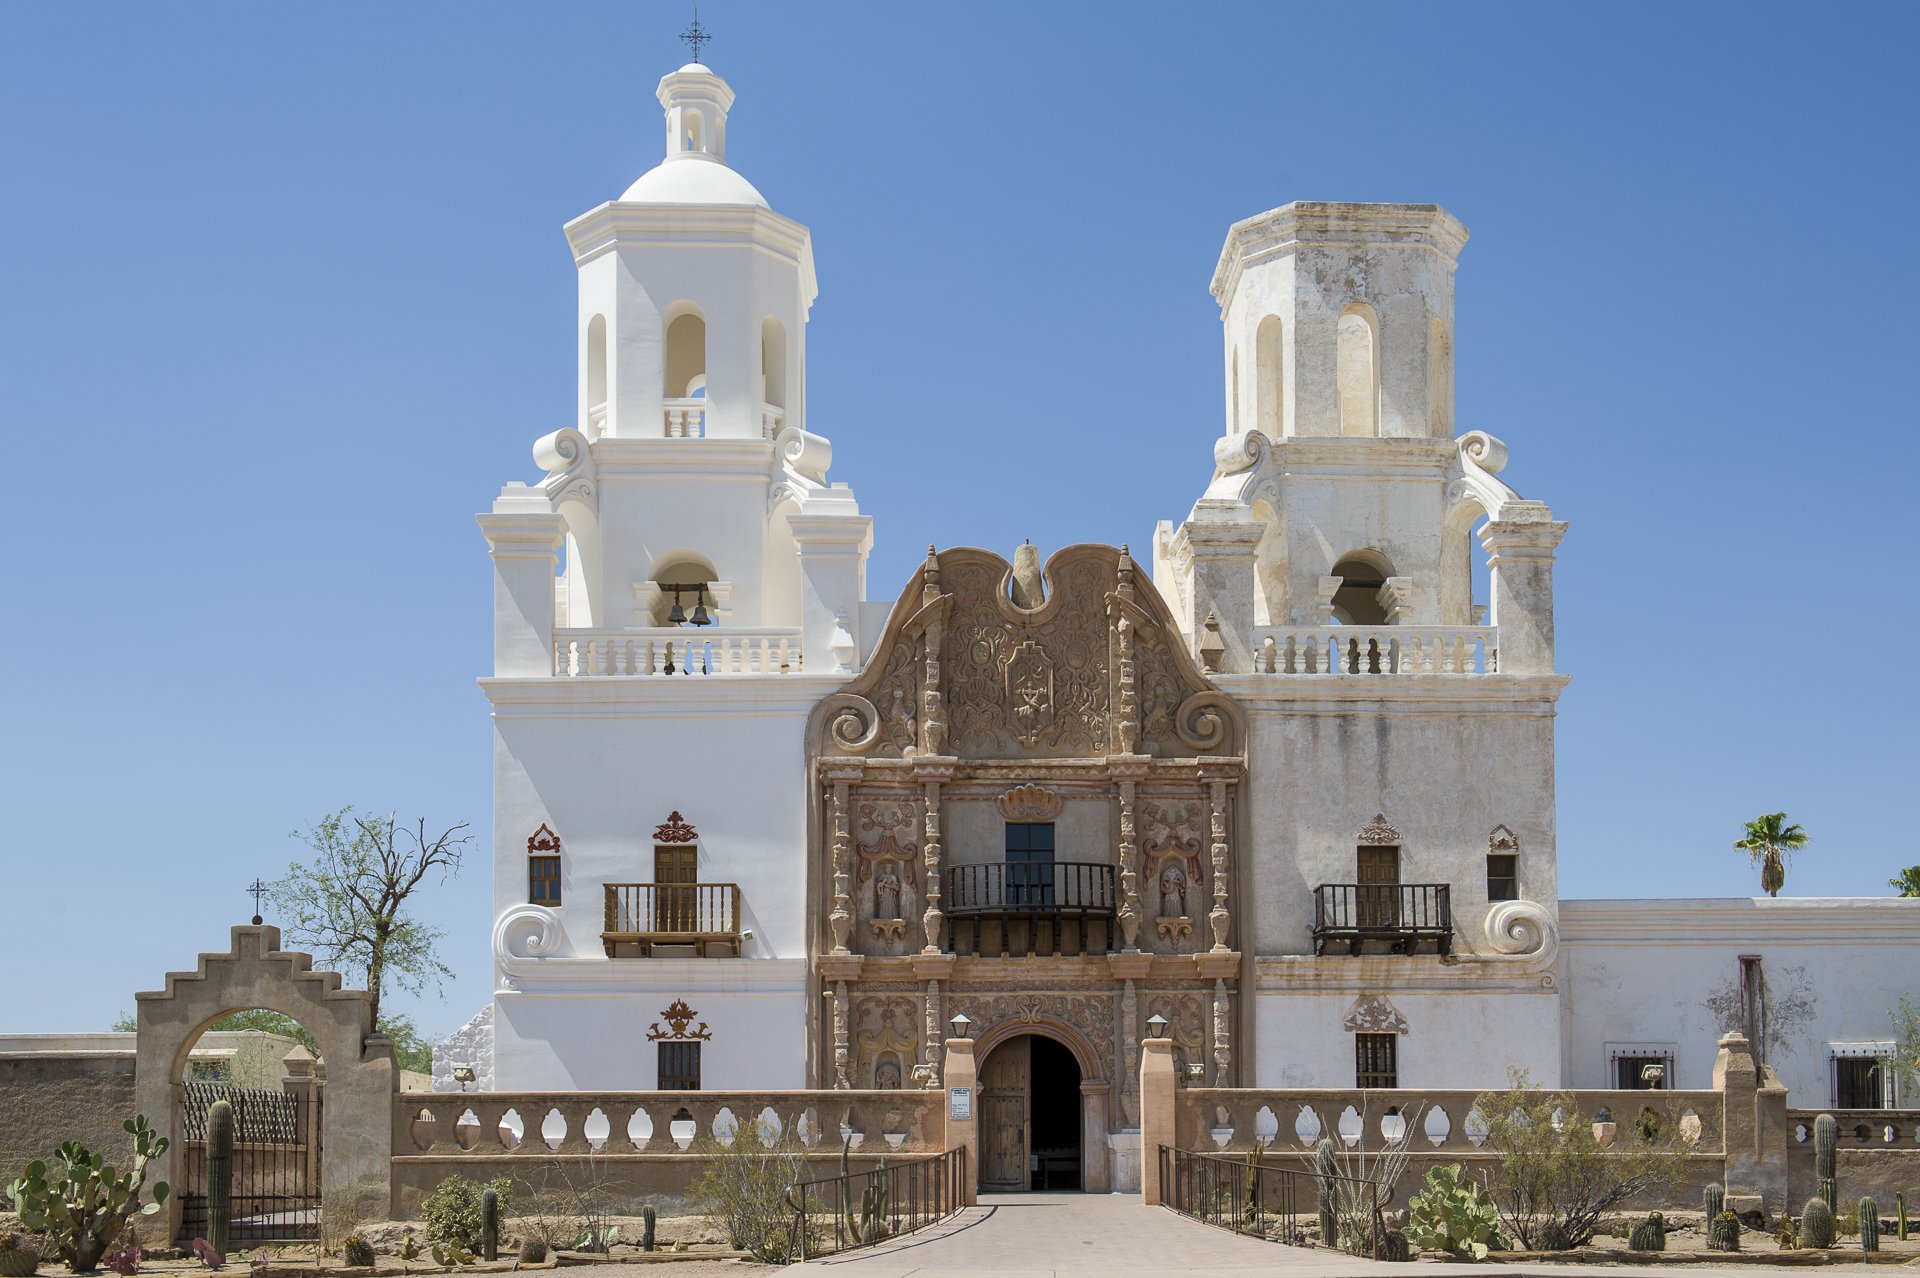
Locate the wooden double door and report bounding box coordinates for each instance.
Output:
[978,1035,1082,1192]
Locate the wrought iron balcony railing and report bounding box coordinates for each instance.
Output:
[943,862,1116,957]
[602,882,742,956]
[1311,883,1452,956]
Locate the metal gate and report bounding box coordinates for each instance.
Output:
[175,1083,321,1244]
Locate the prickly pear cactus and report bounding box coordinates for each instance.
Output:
[1860,1199,1880,1253]
[206,1099,234,1261]
[1802,1197,1836,1249]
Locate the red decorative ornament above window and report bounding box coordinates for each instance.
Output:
[654,811,698,843]
[527,823,562,854]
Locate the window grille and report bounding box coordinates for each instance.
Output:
[1356,1032,1398,1089]
[659,1041,702,1091]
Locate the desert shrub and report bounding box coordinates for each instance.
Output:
[1474,1071,1684,1250]
[685,1129,812,1263]
[421,1175,512,1251]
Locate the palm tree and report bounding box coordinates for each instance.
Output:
[1891,867,1920,898]
[1734,812,1808,898]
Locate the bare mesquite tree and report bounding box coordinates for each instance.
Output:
[267,808,471,1028]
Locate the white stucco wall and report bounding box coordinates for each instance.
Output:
[1560,898,1920,1104]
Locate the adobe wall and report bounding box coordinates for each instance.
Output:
[0,1052,136,1177]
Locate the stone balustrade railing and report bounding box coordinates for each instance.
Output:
[663,398,706,438]
[760,402,785,439]
[396,1090,943,1159]
[1254,626,1497,676]
[1177,1087,1725,1157]
[553,628,804,677]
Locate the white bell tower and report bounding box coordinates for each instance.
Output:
[568,62,814,444]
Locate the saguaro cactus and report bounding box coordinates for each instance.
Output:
[1897,1191,1908,1241]
[1859,1198,1880,1254]
[1814,1113,1838,1211]
[1315,1138,1339,1248]
[642,1204,657,1252]
[206,1099,235,1260]
[480,1187,499,1261]
[1802,1198,1835,1249]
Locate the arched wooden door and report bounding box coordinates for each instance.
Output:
[978,1037,1030,1191]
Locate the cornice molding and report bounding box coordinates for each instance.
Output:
[1560,897,1920,943]
[1211,673,1570,712]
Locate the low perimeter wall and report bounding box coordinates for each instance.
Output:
[393,1088,945,1216]
[0,1052,136,1175]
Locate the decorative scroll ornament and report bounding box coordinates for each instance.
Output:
[653,811,698,843]
[1343,994,1410,1035]
[1488,824,1519,853]
[1358,814,1402,845]
[645,999,713,1042]
[526,823,561,854]
[996,784,1063,823]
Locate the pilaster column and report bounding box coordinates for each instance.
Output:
[1480,506,1568,676]
[832,980,851,1089]
[789,507,874,675]
[1173,510,1264,674]
[1210,978,1232,1085]
[1113,756,1149,950]
[825,765,863,954]
[916,756,955,953]
[477,491,566,678]
[1206,777,1233,952]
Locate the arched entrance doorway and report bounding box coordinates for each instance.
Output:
[977,1034,1083,1191]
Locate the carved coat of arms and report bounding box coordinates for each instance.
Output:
[1005,641,1055,746]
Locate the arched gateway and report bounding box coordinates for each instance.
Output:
[132,926,395,1241]
[809,544,1248,1195]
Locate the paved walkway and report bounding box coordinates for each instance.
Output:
[772,1193,1909,1278]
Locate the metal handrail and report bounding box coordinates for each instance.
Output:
[785,1146,967,1261]
[1157,1144,1390,1257]
[943,862,1116,917]
[601,882,743,955]
[1311,883,1452,955]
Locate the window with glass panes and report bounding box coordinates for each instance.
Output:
[1356,1032,1398,1088]
[529,855,561,905]
[1486,854,1518,902]
[1005,823,1056,906]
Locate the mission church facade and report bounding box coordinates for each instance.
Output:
[450,59,1920,1191]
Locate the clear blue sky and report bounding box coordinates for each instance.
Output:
[3,3,1916,1039]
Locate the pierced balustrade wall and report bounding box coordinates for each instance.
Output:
[1785,1109,1920,1204]
[392,1089,944,1213]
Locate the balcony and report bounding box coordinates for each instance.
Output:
[944,862,1116,957]
[1255,626,1497,675]
[1311,883,1452,956]
[553,628,803,677]
[602,883,743,957]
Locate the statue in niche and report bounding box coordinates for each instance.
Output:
[1158,858,1190,920]
[875,863,903,921]
[887,686,917,753]
[874,1056,903,1090]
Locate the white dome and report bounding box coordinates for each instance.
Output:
[619,155,768,208]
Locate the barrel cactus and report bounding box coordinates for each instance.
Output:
[342,1236,375,1269]
[1627,1213,1666,1252]
[1703,1182,1728,1249]
[1381,1229,1411,1262]
[1860,1198,1880,1253]
[0,1233,39,1278]
[1802,1197,1836,1249]
[1712,1211,1741,1252]
[206,1099,235,1261]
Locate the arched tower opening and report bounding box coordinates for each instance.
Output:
[1330,550,1395,625]
[1337,304,1380,437]
[1255,314,1284,437]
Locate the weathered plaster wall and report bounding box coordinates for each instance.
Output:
[1560,898,1920,1104]
[0,1052,136,1175]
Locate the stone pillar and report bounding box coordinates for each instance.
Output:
[1715,1031,1787,1212]
[1139,1037,1177,1205]
[477,494,566,678]
[1480,506,1567,676]
[789,508,874,675]
[941,1037,979,1206]
[1174,513,1263,673]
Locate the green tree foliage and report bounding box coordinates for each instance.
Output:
[1733,812,1808,898]
[1474,1072,1684,1250]
[109,1007,433,1072]
[1890,867,1920,897]
[266,808,470,1027]
[420,1175,512,1252]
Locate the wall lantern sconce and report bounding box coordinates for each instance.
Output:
[948,1012,972,1040]
[1146,1014,1170,1038]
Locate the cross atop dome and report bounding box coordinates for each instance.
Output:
[680,11,712,65]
